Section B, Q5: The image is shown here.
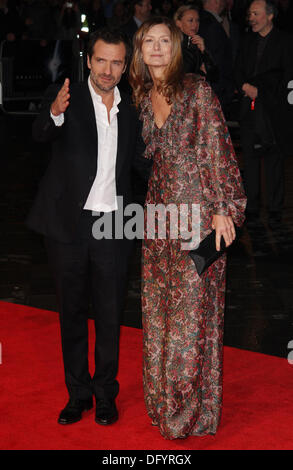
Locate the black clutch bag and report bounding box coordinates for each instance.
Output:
[189,230,226,276]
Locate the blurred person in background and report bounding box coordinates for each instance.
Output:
[155,0,174,17]
[220,0,240,63]
[0,0,23,42]
[56,0,81,40]
[199,0,235,117]
[45,0,64,40]
[228,0,251,32]
[108,0,128,27]
[102,0,118,22]
[20,0,53,40]
[172,0,185,10]
[174,3,217,80]
[275,0,293,31]
[122,0,152,40]
[234,0,293,228]
[86,0,107,32]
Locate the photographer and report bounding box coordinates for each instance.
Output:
[57,0,81,39]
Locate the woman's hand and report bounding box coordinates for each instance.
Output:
[190,34,205,53]
[212,215,236,251]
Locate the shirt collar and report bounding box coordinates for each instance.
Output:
[206,9,223,23]
[133,16,142,28]
[257,26,274,40]
[87,76,121,107]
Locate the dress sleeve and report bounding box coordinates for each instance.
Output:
[193,79,247,226]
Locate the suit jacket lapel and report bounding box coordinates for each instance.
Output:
[74,82,98,172]
[249,34,258,78]
[253,28,277,75]
[258,28,277,72]
[116,99,129,179]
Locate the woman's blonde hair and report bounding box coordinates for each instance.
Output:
[173,4,200,23]
[129,16,184,109]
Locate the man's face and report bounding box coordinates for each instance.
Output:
[136,0,152,21]
[218,0,226,15]
[211,0,225,15]
[87,40,126,94]
[248,0,273,36]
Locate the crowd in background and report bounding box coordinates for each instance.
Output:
[1,0,292,130]
[0,0,293,43]
[0,2,292,233]
[1,2,293,227]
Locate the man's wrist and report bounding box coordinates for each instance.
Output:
[50,105,60,117]
[50,109,64,127]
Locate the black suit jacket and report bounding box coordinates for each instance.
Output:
[122,17,138,41]
[198,10,234,109]
[234,28,293,156]
[181,32,217,82]
[27,81,149,243]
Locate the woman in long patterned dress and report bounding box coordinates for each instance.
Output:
[129,16,246,440]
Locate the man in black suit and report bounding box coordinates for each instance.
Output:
[27,28,149,426]
[122,0,152,41]
[234,0,293,227]
[199,0,235,115]
[220,0,240,65]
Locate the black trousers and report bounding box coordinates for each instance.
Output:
[240,110,284,215]
[45,210,132,402]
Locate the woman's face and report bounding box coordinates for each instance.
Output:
[176,9,200,37]
[141,24,173,70]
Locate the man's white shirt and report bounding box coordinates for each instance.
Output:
[50,77,121,213]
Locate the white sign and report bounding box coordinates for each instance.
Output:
[288,80,293,105]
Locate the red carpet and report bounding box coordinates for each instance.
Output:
[1,300,293,450]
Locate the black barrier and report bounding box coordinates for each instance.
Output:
[0,39,85,115]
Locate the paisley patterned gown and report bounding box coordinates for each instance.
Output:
[140,75,246,440]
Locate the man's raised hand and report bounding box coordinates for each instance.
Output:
[51,78,70,116]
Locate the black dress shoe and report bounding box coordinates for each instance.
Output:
[58,397,93,425]
[95,399,118,425]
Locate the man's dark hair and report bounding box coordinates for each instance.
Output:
[87,27,132,65]
[250,0,278,17]
[263,0,278,16]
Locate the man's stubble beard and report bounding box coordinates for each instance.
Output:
[90,71,119,94]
